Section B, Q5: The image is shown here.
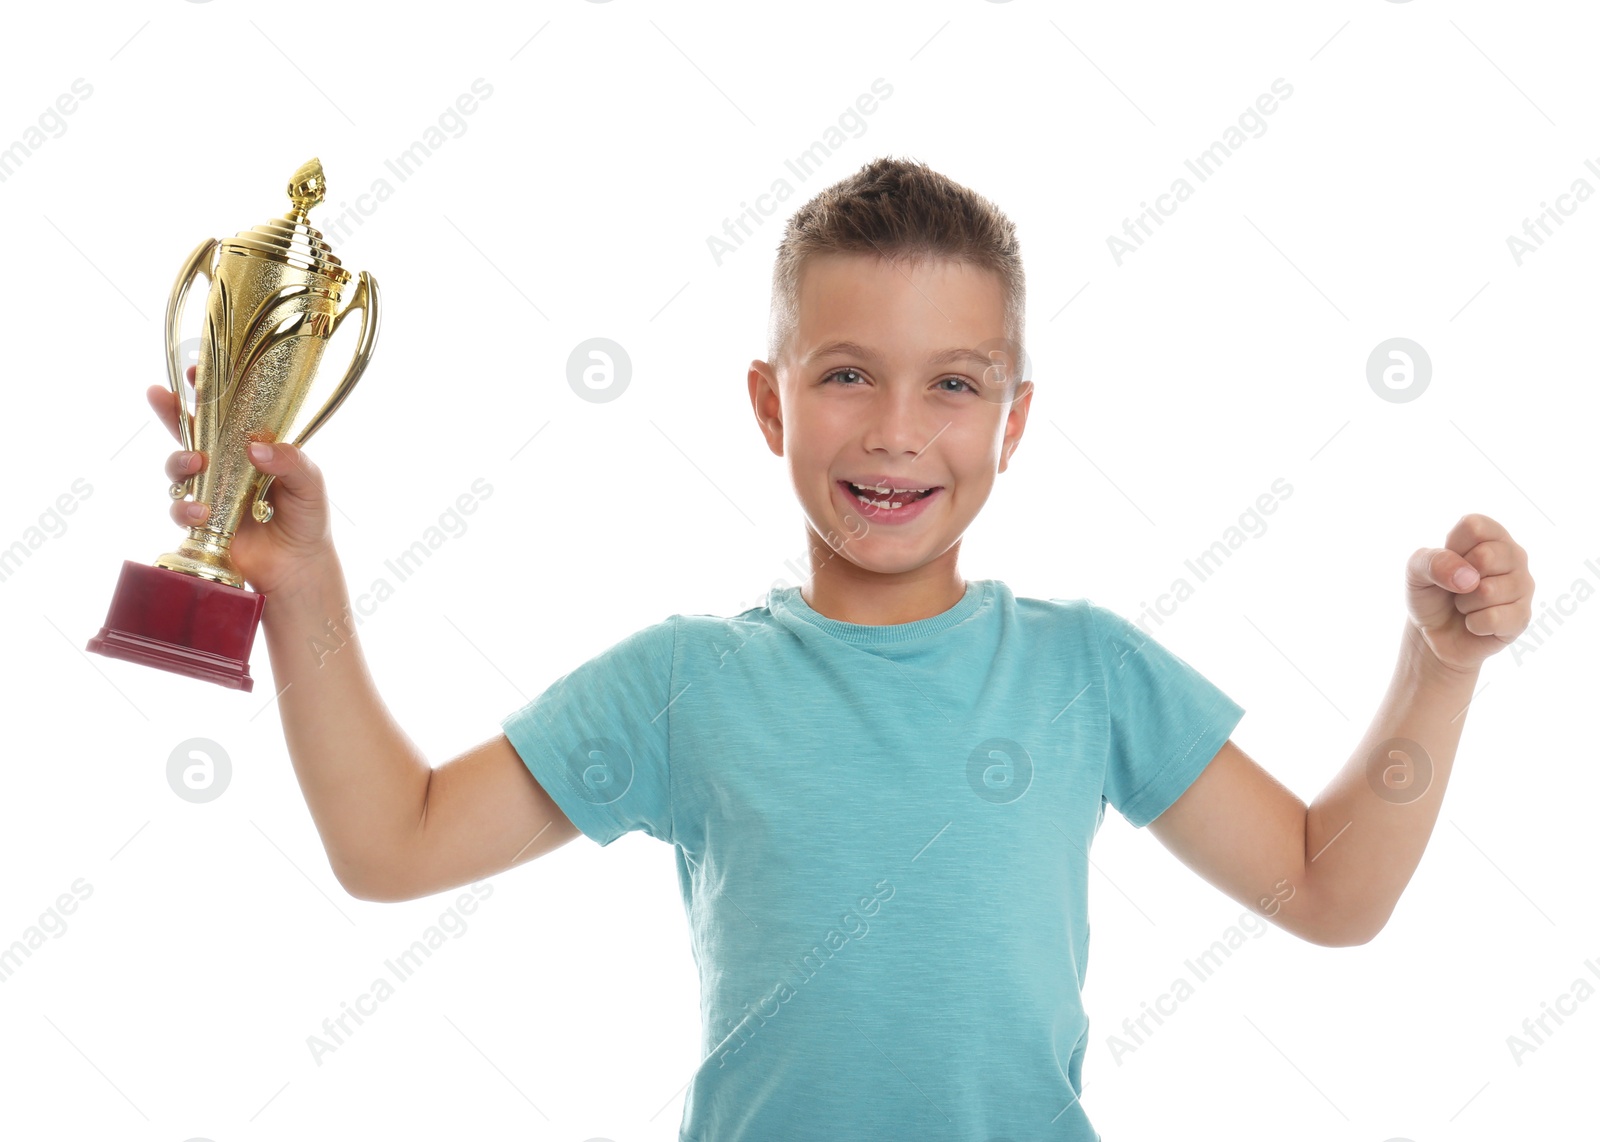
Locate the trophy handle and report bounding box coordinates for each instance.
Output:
[165,238,220,500]
[250,270,380,523]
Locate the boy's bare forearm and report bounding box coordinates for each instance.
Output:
[258,550,431,897]
[1302,620,1481,943]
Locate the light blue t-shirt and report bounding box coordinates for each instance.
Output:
[501,578,1244,1141]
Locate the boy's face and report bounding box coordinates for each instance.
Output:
[749,252,1032,578]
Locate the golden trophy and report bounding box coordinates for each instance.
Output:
[86,158,379,691]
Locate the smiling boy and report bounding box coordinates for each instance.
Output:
[151,156,1533,1140]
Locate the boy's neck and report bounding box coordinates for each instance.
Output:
[798,542,967,626]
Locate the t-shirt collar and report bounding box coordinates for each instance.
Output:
[769,578,990,646]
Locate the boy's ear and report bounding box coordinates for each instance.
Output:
[998,380,1034,474]
[748,360,784,457]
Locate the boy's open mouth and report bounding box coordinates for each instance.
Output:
[837,480,943,512]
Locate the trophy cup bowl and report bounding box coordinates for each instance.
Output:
[86,158,379,691]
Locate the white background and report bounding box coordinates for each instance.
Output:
[1,2,1595,1140]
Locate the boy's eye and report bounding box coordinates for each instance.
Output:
[822,368,976,394]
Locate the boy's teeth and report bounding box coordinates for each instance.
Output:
[847,481,931,509]
[850,482,927,495]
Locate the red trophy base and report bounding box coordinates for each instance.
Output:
[86,560,266,692]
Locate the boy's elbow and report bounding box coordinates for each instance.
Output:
[1339,915,1387,946]
[1302,924,1379,948]
[333,859,412,904]
[343,876,412,903]
[341,875,394,903]
[1284,878,1392,946]
[1282,922,1367,948]
[1293,908,1386,948]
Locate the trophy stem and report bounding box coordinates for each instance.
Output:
[155,527,245,588]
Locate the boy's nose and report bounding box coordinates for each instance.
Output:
[859,390,940,455]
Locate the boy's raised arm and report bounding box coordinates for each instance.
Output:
[1147,514,1532,946]
[148,377,578,904]
[255,549,580,902]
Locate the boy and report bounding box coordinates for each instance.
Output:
[149,157,1532,1140]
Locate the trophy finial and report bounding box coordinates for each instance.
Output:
[287,158,326,222]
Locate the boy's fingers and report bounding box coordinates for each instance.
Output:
[147,368,198,442]
[169,497,207,527]
[146,384,189,443]
[146,385,176,439]
[165,449,204,483]
[246,439,322,497]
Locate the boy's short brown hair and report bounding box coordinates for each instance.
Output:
[767,156,1026,373]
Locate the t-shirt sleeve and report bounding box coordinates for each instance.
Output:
[1088,604,1245,828]
[499,616,677,847]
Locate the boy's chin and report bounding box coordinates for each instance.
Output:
[820,544,944,579]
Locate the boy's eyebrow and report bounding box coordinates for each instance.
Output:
[804,339,995,371]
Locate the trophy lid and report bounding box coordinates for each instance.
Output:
[219,158,352,286]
